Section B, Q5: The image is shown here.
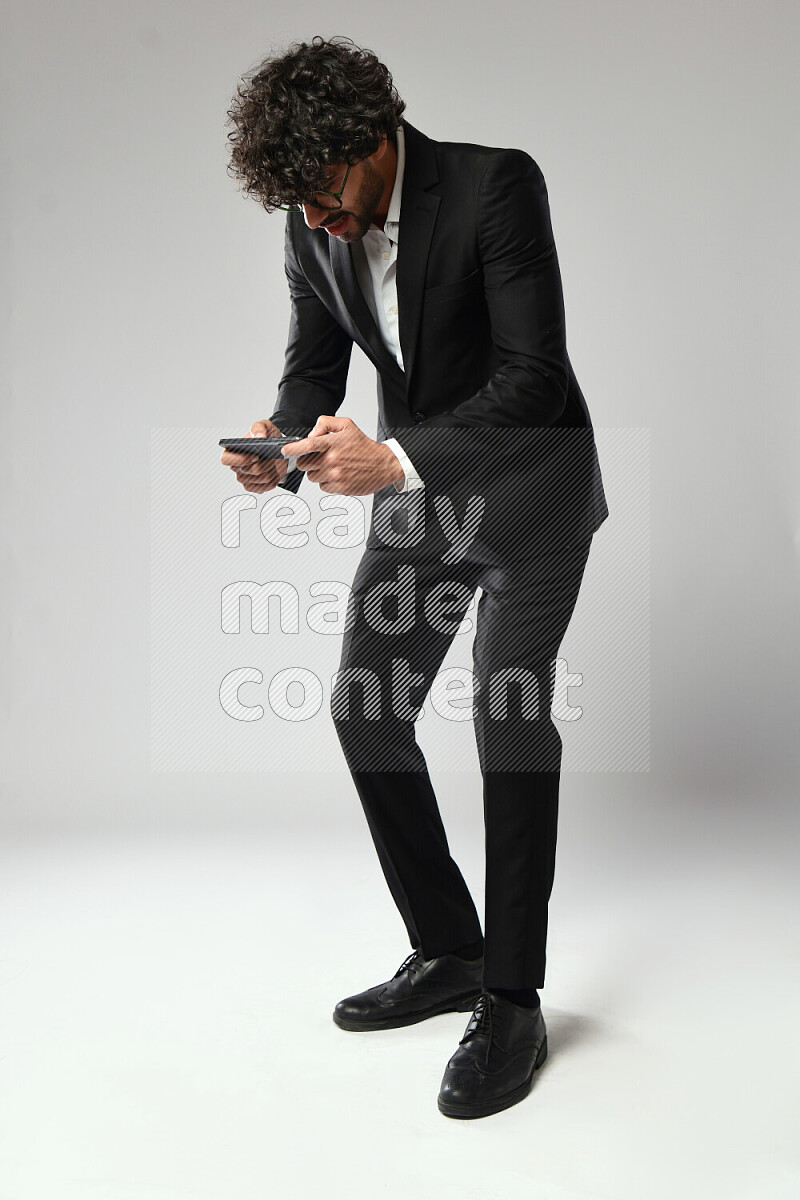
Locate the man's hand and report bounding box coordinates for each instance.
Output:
[219,419,289,493]
[282,416,405,496]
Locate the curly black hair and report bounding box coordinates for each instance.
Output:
[226,36,406,212]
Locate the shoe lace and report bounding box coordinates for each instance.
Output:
[392,949,424,979]
[460,991,493,1045]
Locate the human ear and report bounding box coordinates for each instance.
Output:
[371,135,389,162]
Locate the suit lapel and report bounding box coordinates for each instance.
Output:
[328,236,403,380]
[326,122,441,388]
[396,122,440,385]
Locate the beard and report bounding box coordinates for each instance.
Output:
[321,159,386,243]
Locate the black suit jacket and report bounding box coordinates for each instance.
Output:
[270,121,609,562]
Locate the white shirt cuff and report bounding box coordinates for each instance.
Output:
[384,437,424,492]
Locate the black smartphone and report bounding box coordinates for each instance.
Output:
[219,436,317,459]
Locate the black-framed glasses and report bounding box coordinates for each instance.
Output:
[275,162,353,213]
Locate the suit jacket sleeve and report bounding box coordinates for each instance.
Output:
[269,216,354,493]
[396,150,571,485]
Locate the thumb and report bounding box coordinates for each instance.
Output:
[281,415,349,458]
[250,419,281,437]
[310,415,350,436]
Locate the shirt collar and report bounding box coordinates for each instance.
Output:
[380,124,405,243]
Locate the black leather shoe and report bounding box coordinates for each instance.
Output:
[437,991,548,1118]
[332,949,483,1031]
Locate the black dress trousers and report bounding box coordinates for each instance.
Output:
[331,526,594,991]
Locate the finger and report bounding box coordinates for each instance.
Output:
[222,450,261,468]
[241,481,274,494]
[234,455,269,472]
[282,434,333,458]
[243,457,275,475]
[294,450,327,469]
[237,463,277,481]
[310,415,350,436]
[237,473,277,491]
[250,419,281,437]
[239,475,278,491]
[305,466,336,486]
[283,413,350,454]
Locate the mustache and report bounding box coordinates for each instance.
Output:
[321,211,352,227]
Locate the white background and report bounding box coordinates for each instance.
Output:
[2,2,799,1197]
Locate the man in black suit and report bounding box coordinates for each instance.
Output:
[222,36,608,1118]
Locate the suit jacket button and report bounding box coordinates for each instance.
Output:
[413,412,426,423]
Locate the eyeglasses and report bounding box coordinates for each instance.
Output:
[275,162,353,213]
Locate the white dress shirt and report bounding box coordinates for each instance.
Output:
[350,126,424,493]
